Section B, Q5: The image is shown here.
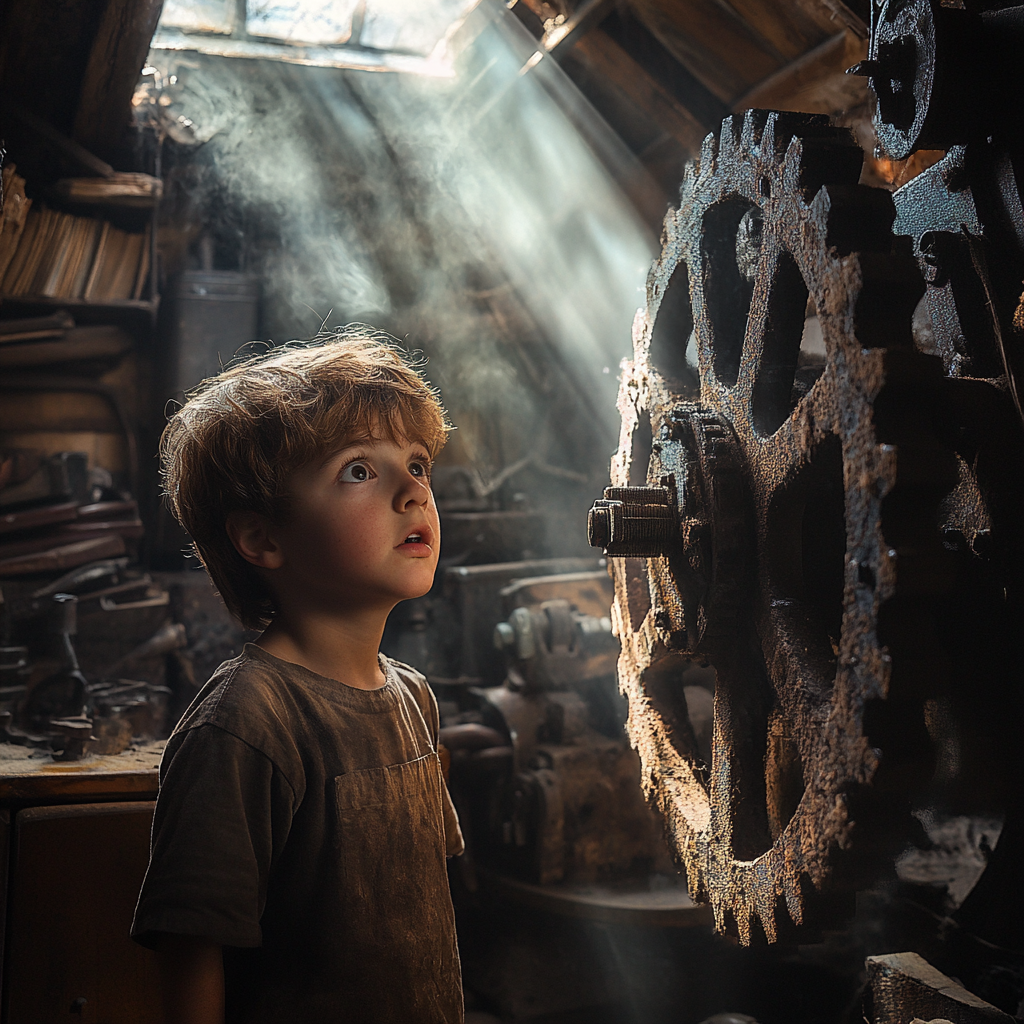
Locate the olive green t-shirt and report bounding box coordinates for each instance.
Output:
[132,644,464,1024]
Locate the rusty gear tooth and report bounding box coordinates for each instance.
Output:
[735,908,752,946]
[681,155,702,198]
[721,113,743,151]
[816,184,899,256]
[697,132,719,183]
[764,112,864,198]
[760,112,781,164]
[783,874,805,926]
[740,108,772,155]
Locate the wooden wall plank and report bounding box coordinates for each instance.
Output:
[784,0,868,40]
[0,1,105,136]
[718,0,832,61]
[597,9,729,131]
[733,30,868,116]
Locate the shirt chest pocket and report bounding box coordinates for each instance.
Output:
[328,751,460,1019]
[331,752,449,909]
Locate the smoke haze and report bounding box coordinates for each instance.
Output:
[145,0,657,548]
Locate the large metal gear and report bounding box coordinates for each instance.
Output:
[590,109,962,943]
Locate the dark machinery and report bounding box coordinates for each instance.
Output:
[589,0,1024,949]
[467,571,676,890]
[428,564,698,912]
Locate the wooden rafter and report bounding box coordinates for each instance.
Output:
[573,29,708,155]
[542,0,616,53]
[789,0,867,39]
[711,0,837,60]
[732,29,868,115]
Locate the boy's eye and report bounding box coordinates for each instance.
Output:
[340,461,373,483]
[410,461,429,478]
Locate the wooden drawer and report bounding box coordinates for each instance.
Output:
[3,801,161,1024]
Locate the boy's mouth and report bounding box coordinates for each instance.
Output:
[398,525,433,549]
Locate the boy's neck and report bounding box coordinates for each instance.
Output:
[255,607,389,690]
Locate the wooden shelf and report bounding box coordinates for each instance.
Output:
[49,175,162,212]
[0,293,160,327]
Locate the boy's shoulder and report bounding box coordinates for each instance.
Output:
[168,645,308,778]
[176,643,295,734]
[174,646,436,752]
[380,654,439,729]
[381,653,431,696]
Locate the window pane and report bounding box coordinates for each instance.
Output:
[160,0,236,34]
[246,0,361,45]
[361,0,475,55]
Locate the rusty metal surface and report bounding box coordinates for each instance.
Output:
[852,1,1024,162]
[864,2,1024,974]
[865,952,1013,1024]
[592,109,969,943]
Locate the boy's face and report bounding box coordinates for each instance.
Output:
[267,433,440,615]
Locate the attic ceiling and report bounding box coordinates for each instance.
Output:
[508,0,874,204]
[0,0,898,234]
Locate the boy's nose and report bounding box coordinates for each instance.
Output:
[394,473,430,511]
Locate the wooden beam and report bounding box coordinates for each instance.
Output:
[867,953,1014,1024]
[0,2,106,137]
[707,0,831,62]
[732,29,868,116]
[628,0,785,104]
[72,0,165,159]
[573,28,708,156]
[597,8,729,130]
[1,98,115,178]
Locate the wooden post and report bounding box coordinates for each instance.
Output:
[72,0,165,160]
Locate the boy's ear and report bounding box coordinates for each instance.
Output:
[225,511,285,570]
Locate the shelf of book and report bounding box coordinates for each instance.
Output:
[0,166,159,322]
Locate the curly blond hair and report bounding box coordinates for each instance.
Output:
[160,328,449,628]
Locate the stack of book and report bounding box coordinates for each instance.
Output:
[0,165,32,283]
[0,207,151,302]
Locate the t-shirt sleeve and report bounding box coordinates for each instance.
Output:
[442,782,464,858]
[131,724,297,949]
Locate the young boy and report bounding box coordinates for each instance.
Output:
[131,332,464,1024]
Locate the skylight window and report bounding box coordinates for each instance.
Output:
[152,0,479,73]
